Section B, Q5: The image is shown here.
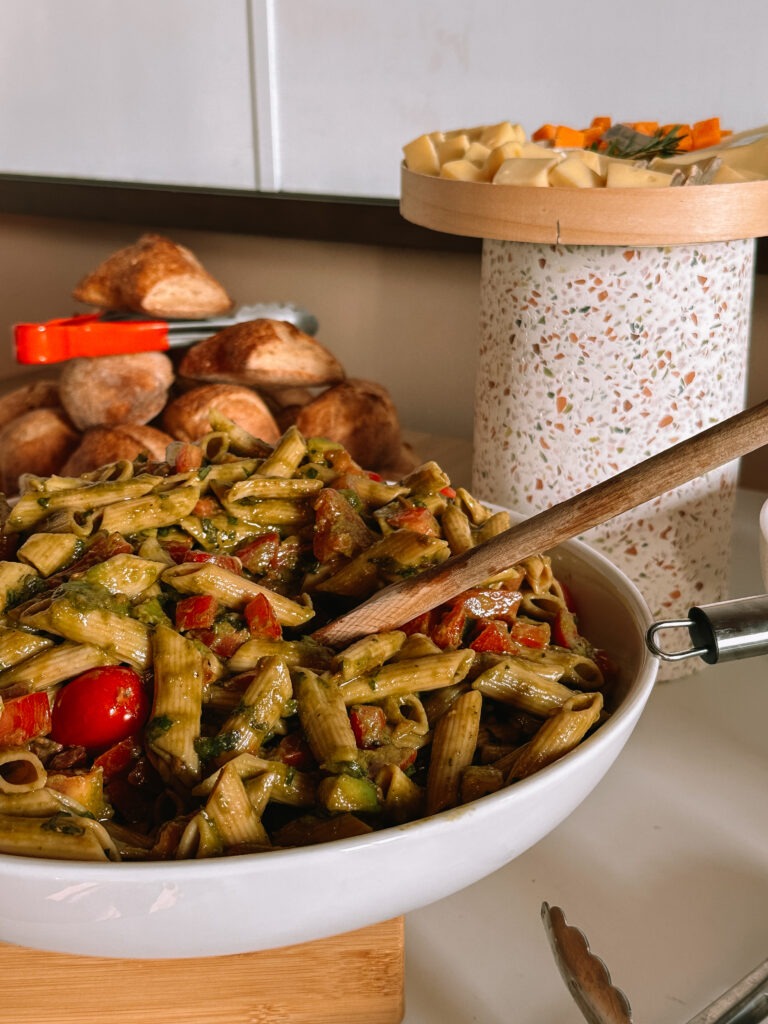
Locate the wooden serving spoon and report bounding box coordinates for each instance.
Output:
[313,399,768,647]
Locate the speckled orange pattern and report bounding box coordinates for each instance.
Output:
[472,238,755,678]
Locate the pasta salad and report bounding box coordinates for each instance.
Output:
[0,419,612,861]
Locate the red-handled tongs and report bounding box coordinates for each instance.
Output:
[13,303,318,365]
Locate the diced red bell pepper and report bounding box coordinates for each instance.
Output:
[175,594,219,631]
[273,733,315,770]
[235,532,281,575]
[191,497,221,518]
[173,443,203,473]
[243,593,282,640]
[182,550,243,575]
[470,620,516,654]
[401,609,438,636]
[385,506,441,536]
[0,691,51,745]
[188,626,250,659]
[509,619,551,649]
[459,587,523,622]
[93,734,143,780]
[366,471,384,482]
[552,606,581,649]
[165,539,195,563]
[439,486,457,499]
[431,603,468,649]
[349,705,387,749]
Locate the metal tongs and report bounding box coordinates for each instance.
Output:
[543,902,768,1023]
[647,595,768,666]
[12,301,318,364]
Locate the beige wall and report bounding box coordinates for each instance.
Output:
[1,212,767,488]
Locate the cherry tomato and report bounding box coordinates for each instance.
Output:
[51,666,150,751]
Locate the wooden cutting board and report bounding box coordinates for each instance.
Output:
[0,917,405,1024]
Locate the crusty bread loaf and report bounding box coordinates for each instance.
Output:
[0,379,61,432]
[178,319,345,388]
[59,352,174,430]
[61,424,175,477]
[0,408,80,494]
[295,379,402,470]
[73,234,233,319]
[162,384,280,444]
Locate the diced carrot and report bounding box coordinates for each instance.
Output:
[590,116,611,132]
[582,127,603,147]
[532,123,557,142]
[661,123,693,152]
[553,125,587,148]
[630,121,659,136]
[691,117,721,150]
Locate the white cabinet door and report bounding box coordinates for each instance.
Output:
[0,0,257,189]
[267,0,768,199]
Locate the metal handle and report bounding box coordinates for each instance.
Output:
[647,595,768,665]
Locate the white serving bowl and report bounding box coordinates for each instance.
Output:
[0,530,658,959]
[759,498,768,588]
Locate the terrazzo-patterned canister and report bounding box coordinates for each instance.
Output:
[472,238,755,678]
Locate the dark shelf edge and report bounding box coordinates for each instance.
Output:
[0,175,765,270]
[0,175,480,254]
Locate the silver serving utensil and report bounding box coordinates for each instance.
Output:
[102,301,319,345]
[543,902,768,1024]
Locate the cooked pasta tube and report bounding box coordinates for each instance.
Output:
[36,509,100,538]
[48,599,152,671]
[316,532,451,598]
[161,562,314,627]
[425,689,483,815]
[399,461,452,496]
[205,656,292,764]
[471,657,582,715]
[294,668,360,773]
[0,749,46,793]
[0,788,71,817]
[83,554,166,597]
[13,596,56,632]
[0,811,120,861]
[98,484,201,535]
[0,627,53,671]
[460,765,504,803]
[257,425,307,478]
[185,765,273,858]
[342,478,409,508]
[380,693,430,743]
[16,533,83,577]
[0,561,40,613]
[147,623,205,787]
[224,475,324,504]
[338,650,475,706]
[475,509,511,543]
[0,641,115,693]
[227,637,334,674]
[455,486,492,525]
[375,764,425,824]
[519,554,556,595]
[208,410,274,458]
[332,630,407,682]
[506,692,604,781]
[194,752,316,807]
[440,503,475,555]
[178,514,260,551]
[6,477,161,532]
[231,498,314,529]
[517,646,604,689]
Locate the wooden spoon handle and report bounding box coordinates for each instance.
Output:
[314,399,768,647]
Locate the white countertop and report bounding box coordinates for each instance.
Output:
[401,441,768,1023]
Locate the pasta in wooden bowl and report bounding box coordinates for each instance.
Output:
[0,420,657,957]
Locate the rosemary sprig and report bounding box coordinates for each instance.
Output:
[593,123,690,160]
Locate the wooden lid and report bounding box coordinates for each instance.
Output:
[400,165,768,246]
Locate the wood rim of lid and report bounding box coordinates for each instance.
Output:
[400,164,768,246]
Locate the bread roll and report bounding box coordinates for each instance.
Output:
[61,424,175,477]
[178,319,345,388]
[59,351,174,430]
[162,384,280,444]
[0,408,80,494]
[295,379,402,470]
[0,379,61,432]
[73,234,232,319]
